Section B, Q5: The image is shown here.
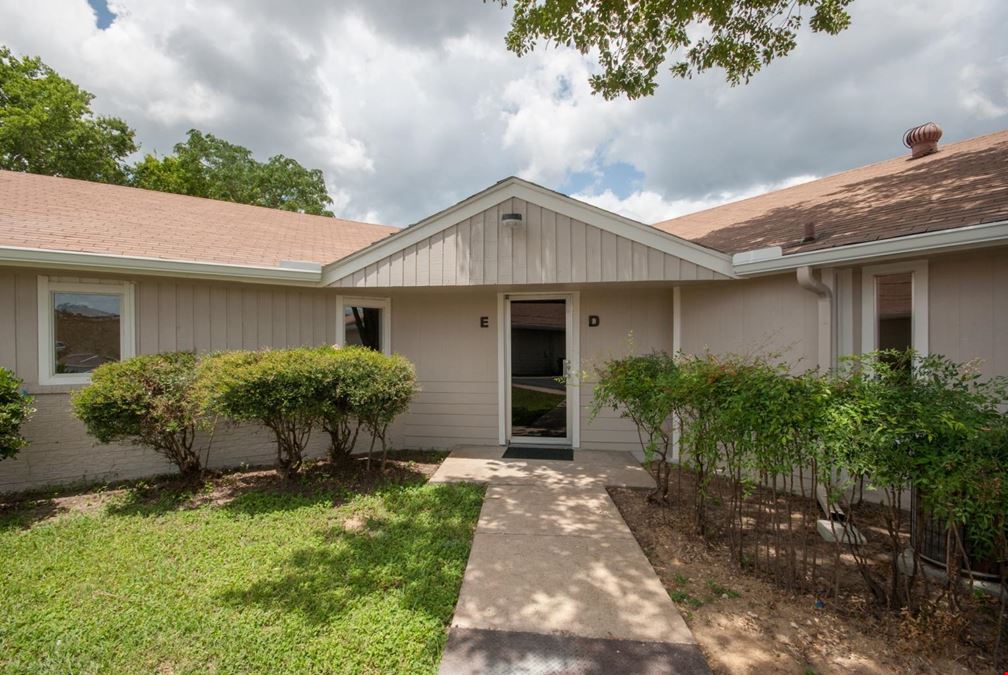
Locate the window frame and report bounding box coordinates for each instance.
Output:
[37,276,136,386]
[337,296,391,355]
[860,259,928,355]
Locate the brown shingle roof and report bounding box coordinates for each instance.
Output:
[0,170,398,267]
[653,129,1008,255]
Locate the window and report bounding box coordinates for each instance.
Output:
[38,277,135,385]
[875,273,912,351]
[861,260,928,356]
[340,297,390,354]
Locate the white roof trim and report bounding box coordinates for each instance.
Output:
[0,246,322,285]
[732,219,1008,275]
[321,177,735,285]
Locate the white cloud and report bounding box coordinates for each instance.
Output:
[574,175,818,223]
[0,0,1005,227]
[959,61,1008,119]
[499,50,632,184]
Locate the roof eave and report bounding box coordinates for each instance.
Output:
[0,246,322,285]
[730,219,1008,275]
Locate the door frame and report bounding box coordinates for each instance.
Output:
[497,291,580,447]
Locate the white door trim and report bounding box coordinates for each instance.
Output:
[497,291,580,447]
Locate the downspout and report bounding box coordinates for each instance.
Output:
[796,265,835,371]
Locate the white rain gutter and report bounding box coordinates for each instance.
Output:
[796,265,835,371]
[731,219,1008,276]
[0,246,322,285]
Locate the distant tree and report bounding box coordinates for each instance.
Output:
[495,0,854,99]
[1,45,334,214]
[0,46,136,182]
[131,130,335,215]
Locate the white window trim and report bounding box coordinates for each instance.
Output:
[337,296,392,355]
[37,276,136,386]
[860,259,928,355]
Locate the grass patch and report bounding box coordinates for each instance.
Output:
[707,580,741,599]
[511,385,564,426]
[0,466,483,673]
[669,589,705,609]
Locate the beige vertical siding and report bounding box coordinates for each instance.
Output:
[387,289,500,447]
[578,287,676,452]
[10,247,1003,493]
[384,286,678,453]
[928,247,1008,378]
[679,272,820,371]
[0,270,343,389]
[333,197,729,288]
[0,269,341,492]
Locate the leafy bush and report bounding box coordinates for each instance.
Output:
[332,347,416,471]
[71,352,209,475]
[592,346,1007,616]
[677,353,829,554]
[825,351,1008,609]
[317,347,361,462]
[198,346,417,477]
[591,352,684,502]
[197,348,329,479]
[0,367,35,460]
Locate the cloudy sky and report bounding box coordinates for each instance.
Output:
[2,0,1006,226]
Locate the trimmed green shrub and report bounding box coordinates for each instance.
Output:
[71,352,209,475]
[317,346,361,462]
[197,348,328,479]
[334,347,416,470]
[0,367,35,460]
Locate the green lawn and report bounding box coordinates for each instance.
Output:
[511,385,565,426]
[0,466,483,674]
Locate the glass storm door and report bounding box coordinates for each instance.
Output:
[508,298,571,444]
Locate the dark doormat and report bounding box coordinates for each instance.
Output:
[502,446,574,461]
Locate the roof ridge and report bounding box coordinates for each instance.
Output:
[0,169,396,230]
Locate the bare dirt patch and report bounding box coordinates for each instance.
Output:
[610,469,1001,674]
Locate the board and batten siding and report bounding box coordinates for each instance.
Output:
[679,272,821,372]
[927,247,1008,379]
[385,287,679,454]
[334,198,729,288]
[0,269,341,492]
[577,287,676,453]
[0,270,344,389]
[387,290,500,448]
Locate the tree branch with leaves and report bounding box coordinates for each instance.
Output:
[494,0,854,99]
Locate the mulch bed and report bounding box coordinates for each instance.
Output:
[609,466,1003,674]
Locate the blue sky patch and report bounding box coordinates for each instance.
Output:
[560,161,645,199]
[87,0,116,30]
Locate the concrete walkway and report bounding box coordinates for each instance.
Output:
[432,447,710,675]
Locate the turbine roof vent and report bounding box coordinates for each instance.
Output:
[903,122,943,159]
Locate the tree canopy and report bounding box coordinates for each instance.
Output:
[1,45,335,215]
[497,0,855,99]
[0,46,136,183]
[131,130,335,216]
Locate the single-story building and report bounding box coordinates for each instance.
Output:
[1,126,1006,492]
